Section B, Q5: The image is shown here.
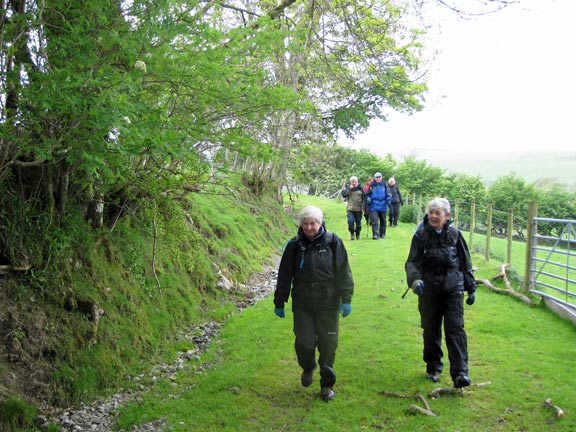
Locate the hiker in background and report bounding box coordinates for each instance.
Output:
[388,177,404,227]
[274,205,354,401]
[341,175,364,240]
[365,172,391,239]
[405,197,477,388]
[362,176,373,228]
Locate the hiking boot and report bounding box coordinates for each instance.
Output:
[355,233,360,240]
[372,235,379,240]
[350,234,355,241]
[454,374,471,388]
[321,386,335,401]
[426,371,441,383]
[301,369,314,387]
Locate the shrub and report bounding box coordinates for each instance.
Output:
[0,396,37,431]
[399,204,419,224]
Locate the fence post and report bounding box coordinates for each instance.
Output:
[507,209,513,265]
[468,201,476,251]
[417,195,423,222]
[522,202,538,292]
[485,204,492,261]
[453,201,459,228]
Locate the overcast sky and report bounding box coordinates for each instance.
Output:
[340,0,576,161]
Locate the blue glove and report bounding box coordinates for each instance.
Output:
[274,307,285,318]
[411,280,424,296]
[339,303,352,317]
[466,292,476,306]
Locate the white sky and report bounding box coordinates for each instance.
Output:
[340,0,576,160]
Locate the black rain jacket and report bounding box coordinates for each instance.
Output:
[405,215,476,294]
[274,226,354,311]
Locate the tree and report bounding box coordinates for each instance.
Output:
[488,173,537,217]
[533,181,576,236]
[444,173,487,204]
[396,156,446,198]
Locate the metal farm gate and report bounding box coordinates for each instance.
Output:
[528,217,576,321]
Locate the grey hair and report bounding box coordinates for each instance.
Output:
[350,176,358,182]
[299,205,323,225]
[427,197,451,215]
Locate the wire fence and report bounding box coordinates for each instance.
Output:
[405,195,528,268]
[406,197,576,315]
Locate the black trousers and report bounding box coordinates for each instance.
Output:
[293,309,339,388]
[388,202,401,226]
[369,210,387,237]
[418,289,468,380]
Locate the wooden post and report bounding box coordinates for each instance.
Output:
[523,202,538,292]
[485,204,492,262]
[468,201,476,251]
[453,201,459,228]
[507,209,513,265]
[418,195,423,223]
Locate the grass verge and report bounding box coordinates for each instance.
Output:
[117,195,576,431]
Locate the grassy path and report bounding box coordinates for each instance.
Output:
[118,195,576,431]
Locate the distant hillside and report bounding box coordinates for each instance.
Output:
[407,149,576,189]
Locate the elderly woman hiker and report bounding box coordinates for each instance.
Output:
[274,205,354,401]
[405,197,477,388]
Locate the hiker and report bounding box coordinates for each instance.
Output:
[362,176,373,228]
[405,197,477,388]
[273,205,354,401]
[341,175,364,240]
[365,172,391,239]
[387,177,403,227]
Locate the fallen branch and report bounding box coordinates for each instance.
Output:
[430,382,491,399]
[377,391,415,398]
[416,393,433,412]
[429,387,462,398]
[379,391,437,416]
[408,404,436,416]
[544,397,565,418]
[476,264,535,305]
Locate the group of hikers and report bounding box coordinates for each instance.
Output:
[273,192,477,402]
[340,172,404,240]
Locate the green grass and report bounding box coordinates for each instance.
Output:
[117,195,576,431]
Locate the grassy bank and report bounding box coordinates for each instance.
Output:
[0,184,294,429]
[117,195,576,431]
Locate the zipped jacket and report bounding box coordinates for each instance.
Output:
[389,184,404,205]
[405,216,476,294]
[274,226,354,311]
[341,185,365,212]
[366,180,391,212]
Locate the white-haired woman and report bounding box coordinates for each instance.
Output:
[274,205,354,401]
[405,198,477,388]
[387,177,403,227]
